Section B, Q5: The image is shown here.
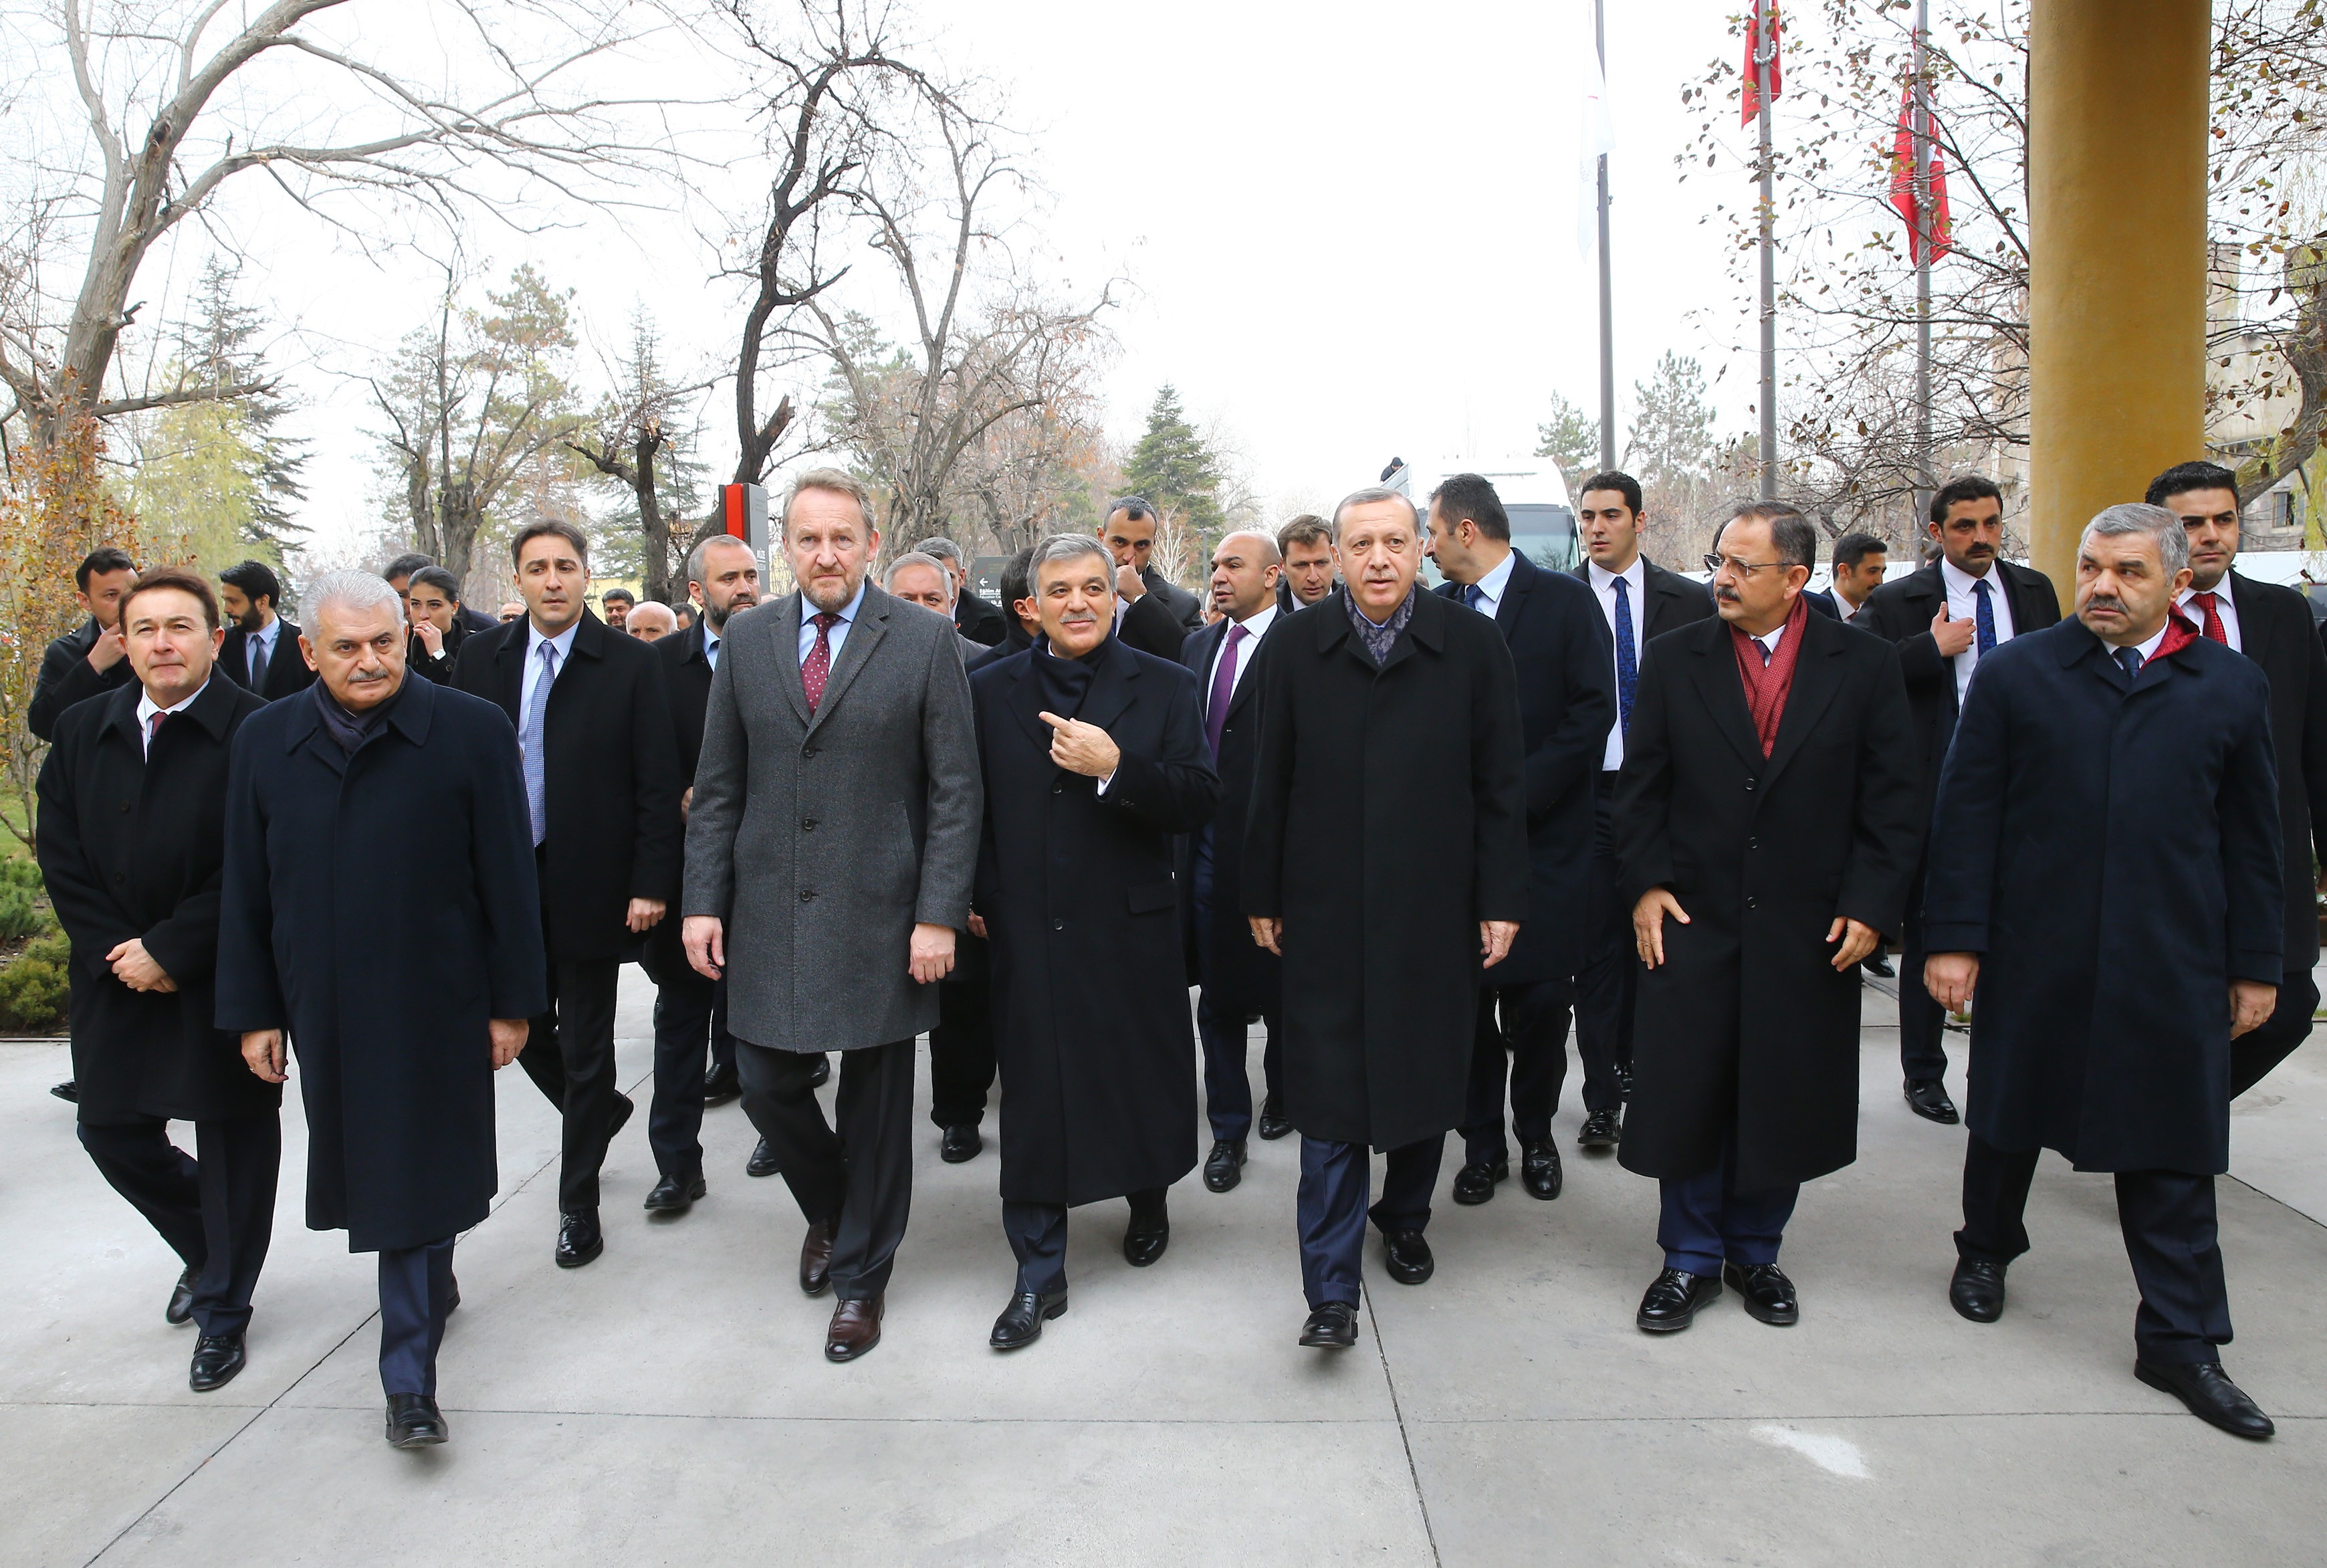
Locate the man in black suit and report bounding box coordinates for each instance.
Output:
[2152,460,2327,1096]
[1426,474,1616,1206]
[29,546,140,742]
[37,568,278,1394]
[217,560,317,701]
[1103,496,1205,659]
[1926,503,2283,1439]
[452,520,683,1266]
[1809,533,1888,626]
[915,535,1008,647]
[1857,475,2063,1125]
[1277,514,1338,612]
[386,552,497,635]
[1567,471,1715,1153]
[1178,530,1291,1194]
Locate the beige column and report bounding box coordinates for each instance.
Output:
[2027,0,2211,592]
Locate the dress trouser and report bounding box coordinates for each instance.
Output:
[1460,980,1575,1164]
[1296,1134,1446,1307]
[737,1038,915,1301]
[929,972,998,1130]
[78,1112,281,1337]
[376,1236,457,1396]
[648,969,730,1178]
[1003,1188,1169,1294]
[1569,772,1636,1103]
[2229,965,2316,1099]
[1656,1127,1799,1276]
[1192,826,1281,1143]
[1898,855,1951,1083]
[1956,1133,2232,1364]
[516,954,623,1214]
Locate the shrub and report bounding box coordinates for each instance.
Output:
[0,930,68,1034]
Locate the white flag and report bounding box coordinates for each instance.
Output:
[1577,19,1618,257]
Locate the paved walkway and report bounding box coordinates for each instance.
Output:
[3,972,2322,1566]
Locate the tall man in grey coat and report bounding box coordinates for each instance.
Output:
[683,469,982,1365]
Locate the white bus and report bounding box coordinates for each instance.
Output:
[1381,455,1580,585]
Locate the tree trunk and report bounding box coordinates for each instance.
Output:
[635,423,669,604]
[440,481,480,582]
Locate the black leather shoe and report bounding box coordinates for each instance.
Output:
[50,1079,78,1103]
[1203,1139,1246,1193]
[1861,953,1896,978]
[1521,1139,1563,1200]
[608,1093,635,1141]
[1950,1257,2006,1323]
[166,1266,197,1326]
[446,1274,460,1314]
[1123,1209,1170,1267]
[1577,1107,1622,1151]
[2136,1359,2274,1439]
[555,1211,603,1268]
[1904,1078,1961,1124]
[385,1393,447,1448]
[1301,1301,1358,1348]
[643,1171,705,1214]
[941,1124,982,1163]
[1256,1096,1293,1141]
[1723,1261,1800,1325]
[1450,1157,1507,1206]
[747,1136,780,1178]
[189,1332,246,1392]
[1636,1267,1722,1333]
[989,1288,1069,1350]
[799,1217,837,1297]
[701,1062,740,1107]
[1383,1228,1434,1285]
[808,1054,832,1089]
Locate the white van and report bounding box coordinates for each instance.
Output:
[1381,456,1580,585]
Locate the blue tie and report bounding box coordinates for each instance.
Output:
[1613,576,1638,735]
[250,631,267,685]
[522,640,556,845]
[1464,584,1486,613]
[2116,645,2143,680]
[1972,577,1998,658]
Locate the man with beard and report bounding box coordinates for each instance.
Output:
[969,534,1218,1349]
[29,546,140,742]
[218,572,543,1448]
[217,560,316,701]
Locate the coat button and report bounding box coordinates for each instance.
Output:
[803,745,818,758]
[801,817,817,831]
[799,888,816,902]
[118,802,131,813]
[1051,780,1063,794]
[1746,896,1758,910]
[1052,919,1065,931]
[1748,836,1760,851]
[1745,778,1757,792]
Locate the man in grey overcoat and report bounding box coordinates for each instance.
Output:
[683,469,982,1364]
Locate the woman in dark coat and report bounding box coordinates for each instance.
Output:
[401,564,469,684]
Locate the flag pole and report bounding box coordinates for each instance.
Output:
[1595,0,1616,474]
[1912,0,1934,518]
[1757,4,1777,500]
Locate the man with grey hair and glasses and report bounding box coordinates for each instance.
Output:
[1923,502,2284,1440]
[913,534,1008,647]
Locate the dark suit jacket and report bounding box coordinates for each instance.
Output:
[28,619,136,740]
[458,602,500,635]
[1803,588,1841,620]
[1436,553,1616,984]
[955,589,1008,647]
[1568,558,1719,654]
[220,619,318,701]
[1118,592,1194,660]
[1141,566,1204,634]
[644,621,719,986]
[2221,570,2327,968]
[1176,608,1289,1014]
[407,618,469,685]
[451,612,684,962]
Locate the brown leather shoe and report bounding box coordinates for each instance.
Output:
[824,1295,883,1363]
[798,1218,836,1298]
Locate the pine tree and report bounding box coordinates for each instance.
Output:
[1534,391,1601,487]
[1624,352,1716,491]
[1122,384,1224,538]
[178,259,308,552]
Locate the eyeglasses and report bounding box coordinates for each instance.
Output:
[1703,554,1793,576]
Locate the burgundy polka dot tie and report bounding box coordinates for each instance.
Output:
[802,611,841,713]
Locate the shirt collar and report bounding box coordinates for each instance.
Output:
[1234,601,1279,639]
[814,580,868,626]
[136,677,210,727]
[2132,621,2171,665]
[1940,556,1997,597]
[1474,548,1517,604]
[1587,555,1645,593]
[2178,581,2231,607]
[526,618,580,663]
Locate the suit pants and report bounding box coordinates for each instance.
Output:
[2229,966,2316,1099]
[516,953,623,1214]
[1296,1134,1446,1307]
[1192,828,1281,1143]
[377,1236,456,1397]
[1956,1133,2231,1364]
[1569,772,1637,1105]
[78,1112,281,1338]
[737,1038,914,1301]
[929,974,997,1130]
[1656,1127,1799,1276]
[648,968,730,1178]
[1003,1188,1168,1295]
[1898,857,1951,1083]
[1460,980,1574,1164]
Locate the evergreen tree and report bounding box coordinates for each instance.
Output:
[1534,390,1601,486]
[1624,352,1716,492]
[177,259,308,552]
[1122,384,1224,538]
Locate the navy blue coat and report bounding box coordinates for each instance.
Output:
[1176,610,1289,1016]
[1435,552,1616,986]
[1924,619,2282,1175]
[215,676,546,1251]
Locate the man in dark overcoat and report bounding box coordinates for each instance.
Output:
[29,546,140,742]
[968,536,1218,1351]
[1426,473,1615,1206]
[37,568,275,1395]
[1925,503,2284,1440]
[1618,501,1920,1335]
[1244,487,1529,1349]
[2148,460,2327,1096]
[217,572,544,1450]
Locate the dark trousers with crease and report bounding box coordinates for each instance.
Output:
[377,1236,456,1397]
[1569,772,1636,1105]
[1004,1188,1168,1294]
[516,952,623,1214]
[929,974,997,1130]
[1460,980,1575,1164]
[1957,1133,2232,1365]
[2230,966,2316,1099]
[1296,1134,1445,1307]
[78,1112,280,1338]
[1656,1127,1799,1276]
[738,1038,914,1301]
[649,968,730,1178]
[1192,827,1280,1143]
[1898,856,1951,1083]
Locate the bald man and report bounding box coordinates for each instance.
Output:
[626,602,677,643]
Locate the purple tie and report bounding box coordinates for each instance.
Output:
[1204,623,1247,756]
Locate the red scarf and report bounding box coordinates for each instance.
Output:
[1731,592,1811,758]
[2152,604,2201,663]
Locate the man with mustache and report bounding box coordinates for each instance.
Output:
[217,572,544,1448]
[1858,476,2061,1125]
[1924,503,2282,1440]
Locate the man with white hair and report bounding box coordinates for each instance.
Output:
[885,551,990,667]
[913,534,1007,646]
[217,571,544,1449]
[1924,503,2284,1440]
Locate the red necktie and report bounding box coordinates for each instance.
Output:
[2192,590,2228,645]
[147,711,167,752]
[802,612,841,713]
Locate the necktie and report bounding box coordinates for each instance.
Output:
[2116,645,2144,679]
[522,641,556,845]
[1758,635,1776,667]
[1612,576,1638,736]
[250,633,267,685]
[2193,590,2228,645]
[1205,623,1247,757]
[1464,583,1487,614]
[1971,577,1998,658]
[802,612,841,713]
[146,710,167,755]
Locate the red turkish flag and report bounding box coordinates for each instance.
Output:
[1742,0,1784,126]
[1889,82,1953,263]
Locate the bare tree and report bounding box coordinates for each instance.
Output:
[568,306,712,602]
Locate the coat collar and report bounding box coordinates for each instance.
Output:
[1311,583,1446,673]
[1759,607,1850,789]
[280,672,433,760]
[1007,633,1139,746]
[102,671,241,752]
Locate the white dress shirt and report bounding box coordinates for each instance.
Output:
[1941,558,2017,701]
[523,620,580,713]
[2176,582,2243,653]
[2126,619,2172,671]
[797,581,867,667]
[1463,549,1518,619]
[1204,601,1278,704]
[1749,623,1786,663]
[1588,556,1648,772]
[135,679,208,759]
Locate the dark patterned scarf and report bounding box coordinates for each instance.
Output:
[1343,583,1418,666]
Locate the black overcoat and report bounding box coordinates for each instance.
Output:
[1923,620,2282,1175]
[215,677,547,1251]
[1614,607,1921,1189]
[645,621,717,985]
[28,618,136,741]
[36,677,279,1123]
[1175,612,1289,1016]
[972,638,1219,1205]
[956,589,1008,648]
[1436,553,1616,986]
[219,619,318,700]
[2217,572,2327,969]
[1242,589,1530,1151]
[452,611,683,962]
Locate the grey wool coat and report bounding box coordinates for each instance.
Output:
[682,584,982,1052]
